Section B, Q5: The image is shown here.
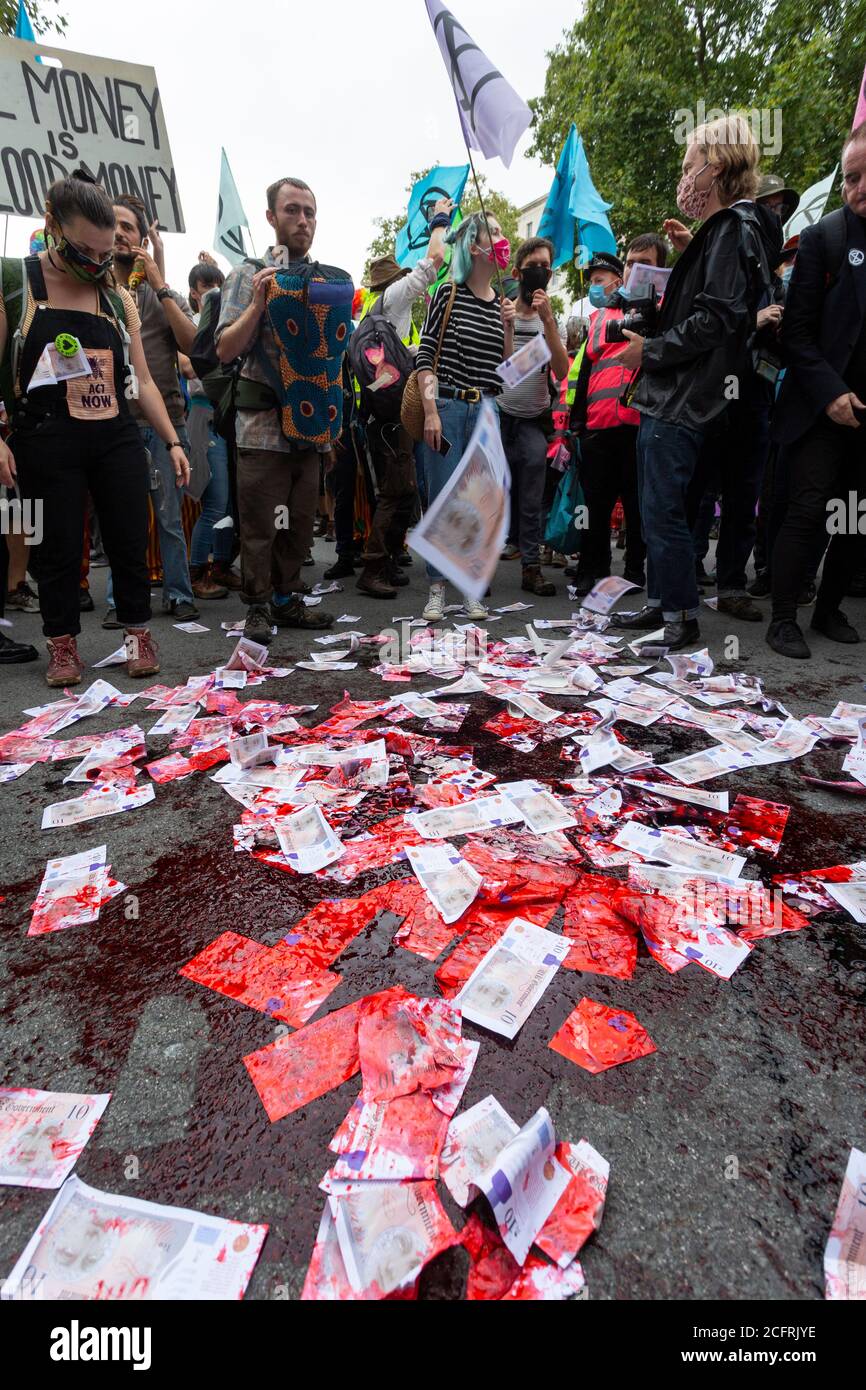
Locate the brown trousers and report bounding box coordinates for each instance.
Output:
[362,422,418,564]
[237,446,319,603]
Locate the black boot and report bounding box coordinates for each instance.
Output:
[766,619,811,659]
[610,604,665,631]
[811,609,860,644]
[0,630,38,663]
[635,617,700,655]
[325,554,356,580]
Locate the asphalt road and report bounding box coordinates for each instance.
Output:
[1,540,864,1301]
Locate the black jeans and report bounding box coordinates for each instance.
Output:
[363,422,418,563]
[771,416,866,622]
[14,414,151,638]
[688,399,771,595]
[332,428,360,556]
[500,413,549,566]
[578,424,644,579]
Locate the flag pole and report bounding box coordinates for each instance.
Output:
[464,141,506,299]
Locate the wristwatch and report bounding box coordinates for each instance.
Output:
[156,286,172,302]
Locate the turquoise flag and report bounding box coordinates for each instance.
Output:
[14,1,42,60]
[538,124,616,269]
[395,165,470,269]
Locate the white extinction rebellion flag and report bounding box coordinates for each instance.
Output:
[214,148,252,267]
[424,0,531,168]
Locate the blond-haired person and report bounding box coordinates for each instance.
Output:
[613,114,770,653]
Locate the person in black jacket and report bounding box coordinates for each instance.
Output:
[612,114,768,653]
[767,124,866,659]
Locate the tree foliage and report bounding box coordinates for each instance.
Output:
[1,1,68,38]
[529,0,864,261]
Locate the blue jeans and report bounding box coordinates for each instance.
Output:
[189,410,232,566]
[416,397,499,581]
[637,414,705,621]
[107,424,193,609]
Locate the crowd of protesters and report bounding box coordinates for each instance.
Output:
[1,109,865,684]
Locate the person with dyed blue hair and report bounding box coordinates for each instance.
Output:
[415,213,516,622]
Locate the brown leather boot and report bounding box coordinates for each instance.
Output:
[46,635,83,687]
[356,563,397,599]
[210,560,242,592]
[190,563,228,600]
[124,628,161,678]
[522,565,556,597]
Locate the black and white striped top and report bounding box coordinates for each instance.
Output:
[416,282,505,394]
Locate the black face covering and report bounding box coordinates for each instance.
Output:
[520,262,552,302]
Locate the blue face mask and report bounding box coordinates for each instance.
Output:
[781,264,794,287]
[588,283,608,309]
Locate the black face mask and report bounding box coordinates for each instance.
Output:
[520,262,552,301]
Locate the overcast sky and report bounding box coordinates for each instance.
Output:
[3,0,575,289]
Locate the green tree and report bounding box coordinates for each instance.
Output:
[529,0,864,293]
[1,1,68,38]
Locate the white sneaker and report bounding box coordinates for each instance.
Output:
[423,582,447,622]
[462,594,489,620]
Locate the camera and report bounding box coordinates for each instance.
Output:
[605,284,659,344]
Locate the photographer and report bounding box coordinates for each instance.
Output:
[767,123,866,659]
[612,115,768,653]
[568,237,667,597]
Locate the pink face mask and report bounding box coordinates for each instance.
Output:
[676,162,716,222]
[484,237,511,271]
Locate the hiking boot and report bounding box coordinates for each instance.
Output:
[325,555,356,580]
[501,543,520,560]
[46,635,83,688]
[6,581,40,613]
[610,604,665,631]
[270,596,334,629]
[462,594,489,620]
[522,565,555,597]
[635,618,700,656]
[190,563,228,601]
[385,558,410,588]
[811,609,860,644]
[716,595,763,623]
[165,599,201,621]
[244,605,274,645]
[211,561,243,592]
[551,552,567,569]
[79,588,95,613]
[356,565,397,600]
[748,571,771,598]
[102,607,122,631]
[0,631,38,664]
[766,619,811,659]
[124,628,161,678]
[423,583,447,622]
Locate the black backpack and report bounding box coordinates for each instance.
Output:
[347,304,416,424]
[189,259,264,408]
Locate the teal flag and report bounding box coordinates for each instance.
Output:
[538,124,616,269]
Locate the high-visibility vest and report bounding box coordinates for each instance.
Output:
[547,344,586,458]
[585,307,640,430]
[360,290,420,348]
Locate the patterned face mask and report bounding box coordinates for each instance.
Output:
[676,162,716,221]
[54,226,114,282]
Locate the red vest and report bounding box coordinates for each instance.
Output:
[585,307,640,430]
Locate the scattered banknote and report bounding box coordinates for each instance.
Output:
[581,576,640,615]
[275,805,344,874]
[824,1147,866,1299]
[0,1089,111,1188]
[474,1107,572,1264]
[405,842,483,924]
[549,998,657,1074]
[407,794,523,840]
[613,821,746,879]
[498,781,578,834]
[455,918,570,1039]
[3,1175,267,1300]
[41,782,155,830]
[329,1179,458,1297]
[440,1095,520,1207]
[824,881,866,924]
[624,777,730,812]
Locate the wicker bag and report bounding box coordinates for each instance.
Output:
[400,282,458,442]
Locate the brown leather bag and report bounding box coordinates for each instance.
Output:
[400,281,458,442]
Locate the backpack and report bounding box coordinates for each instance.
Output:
[347,306,416,423]
[188,260,264,408]
[0,255,128,411]
[263,260,354,449]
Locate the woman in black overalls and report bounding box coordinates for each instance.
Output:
[0,170,190,686]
